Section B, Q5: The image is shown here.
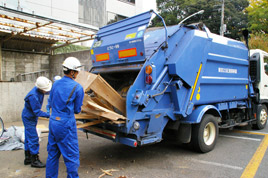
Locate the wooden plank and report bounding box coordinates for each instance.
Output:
[82,102,126,122]
[75,71,97,92]
[75,71,126,115]
[82,95,103,111]
[86,101,126,121]
[91,96,114,111]
[83,126,116,139]
[90,75,126,114]
[77,120,103,129]
[82,108,120,121]
[39,117,49,121]
[75,114,96,119]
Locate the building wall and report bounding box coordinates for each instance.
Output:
[0,49,92,123]
[0,81,49,123]
[0,0,157,28]
[50,50,92,79]
[26,0,79,24]
[1,51,50,81]
[106,0,136,23]
[79,0,106,28]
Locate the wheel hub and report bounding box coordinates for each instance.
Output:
[260,109,267,125]
[203,122,216,146]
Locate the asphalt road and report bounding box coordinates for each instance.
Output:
[0,120,268,178]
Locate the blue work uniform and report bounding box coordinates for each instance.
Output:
[22,87,50,155]
[46,76,84,178]
[46,98,51,114]
[46,80,58,114]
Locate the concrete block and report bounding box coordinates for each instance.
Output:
[41,64,49,69]
[0,82,36,122]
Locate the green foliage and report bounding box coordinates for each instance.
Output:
[153,0,249,39]
[53,43,90,54]
[246,0,268,33]
[248,33,268,53]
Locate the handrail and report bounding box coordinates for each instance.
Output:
[151,10,168,48]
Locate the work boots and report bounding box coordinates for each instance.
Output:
[31,154,46,168]
[24,150,31,165]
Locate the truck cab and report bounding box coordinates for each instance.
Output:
[250,49,268,101]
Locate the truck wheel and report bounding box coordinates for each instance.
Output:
[192,114,218,153]
[253,105,268,130]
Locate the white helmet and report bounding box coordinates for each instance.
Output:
[35,76,52,92]
[62,57,82,71]
[53,75,61,81]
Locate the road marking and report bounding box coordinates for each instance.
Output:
[192,159,243,170]
[235,130,268,136]
[240,134,268,178]
[219,134,261,141]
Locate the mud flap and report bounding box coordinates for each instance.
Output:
[176,124,191,143]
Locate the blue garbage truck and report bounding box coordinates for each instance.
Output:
[85,10,268,152]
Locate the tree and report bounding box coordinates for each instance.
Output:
[153,0,249,39]
[248,33,268,52]
[246,0,268,33]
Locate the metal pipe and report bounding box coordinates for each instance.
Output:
[178,10,204,25]
[151,66,168,90]
[151,78,172,98]
[220,0,225,36]
[151,10,168,48]
[2,48,50,55]
[51,36,95,49]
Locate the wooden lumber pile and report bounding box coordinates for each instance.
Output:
[75,71,126,128]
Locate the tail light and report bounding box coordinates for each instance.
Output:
[146,75,153,84]
[145,64,155,85]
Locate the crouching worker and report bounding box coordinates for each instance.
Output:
[46,57,84,178]
[22,76,52,168]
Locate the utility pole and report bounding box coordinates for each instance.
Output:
[220,0,225,36]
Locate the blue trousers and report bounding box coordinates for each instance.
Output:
[22,117,39,155]
[46,117,79,178]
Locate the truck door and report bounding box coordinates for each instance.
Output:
[259,52,268,100]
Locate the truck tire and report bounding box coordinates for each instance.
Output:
[253,105,268,130]
[191,114,218,153]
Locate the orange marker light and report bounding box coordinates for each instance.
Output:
[145,65,153,74]
[118,48,137,58]
[96,53,110,62]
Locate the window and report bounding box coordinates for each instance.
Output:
[119,0,135,4]
[107,12,127,25]
[264,56,268,75]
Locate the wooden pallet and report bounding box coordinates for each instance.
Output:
[75,71,126,128]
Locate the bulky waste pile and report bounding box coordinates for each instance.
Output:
[75,71,127,129]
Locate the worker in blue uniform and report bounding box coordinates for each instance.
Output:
[46,57,84,178]
[22,76,52,168]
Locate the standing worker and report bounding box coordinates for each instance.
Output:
[46,57,84,178]
[22,76,52,168]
